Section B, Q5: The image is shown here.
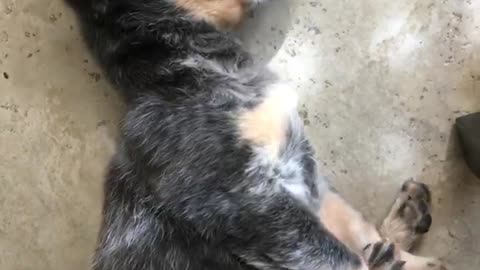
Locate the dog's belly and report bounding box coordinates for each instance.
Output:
[236,81,327,209]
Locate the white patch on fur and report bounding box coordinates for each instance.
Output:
[278,159,311,205]
[266,81,299,112]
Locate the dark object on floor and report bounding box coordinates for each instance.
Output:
[456,112,480,179]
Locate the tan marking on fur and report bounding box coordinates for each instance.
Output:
[175,0,248,29]
[238,84,297,156]
[318,192,382,253]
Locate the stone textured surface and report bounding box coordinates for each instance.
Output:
[1,0,479,269]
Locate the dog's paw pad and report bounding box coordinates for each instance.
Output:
[381,180,433,250]
[398,180,432,234]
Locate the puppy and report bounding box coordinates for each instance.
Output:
[65,0,448,269]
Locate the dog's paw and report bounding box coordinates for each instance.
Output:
[380,180,432,250]
[423,259,449,270]
[363,242,405,270]
[400,255,450,270]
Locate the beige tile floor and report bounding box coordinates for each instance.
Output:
[1,0,479,269]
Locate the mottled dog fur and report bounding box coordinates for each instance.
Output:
[65,1,448,270]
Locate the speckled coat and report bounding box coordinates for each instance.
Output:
[64,1,416,270]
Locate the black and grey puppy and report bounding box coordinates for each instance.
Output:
[65,1,443,270]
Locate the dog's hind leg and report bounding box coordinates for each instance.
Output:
[317,181,449,270]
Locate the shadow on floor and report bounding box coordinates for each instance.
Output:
[237,0,292,65]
